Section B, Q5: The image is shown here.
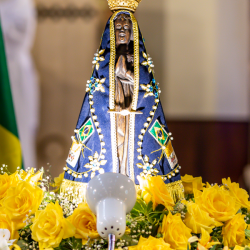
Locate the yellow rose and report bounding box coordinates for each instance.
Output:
[1,181,43,229]
[222,178,250,210]
[31,201,76,250]
[181,175,203,194]
[68,202,99,244]
[129,236,173,250]
[0,208,18,240]
[222,213,246,248]
[138,176,174,210]
[194,184,240,222]
[233,246,245,250]
[0,172,20,200]
[160,212,192,250]
[51,172,64,192]
[184,201,222,234]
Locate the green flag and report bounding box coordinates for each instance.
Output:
[0,19,22,172]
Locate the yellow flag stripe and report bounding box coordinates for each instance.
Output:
[0,124,22,172]
[164,141,174,158]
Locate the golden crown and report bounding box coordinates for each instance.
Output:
[107,0,142,12]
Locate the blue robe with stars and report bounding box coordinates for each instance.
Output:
[63,10,182,193]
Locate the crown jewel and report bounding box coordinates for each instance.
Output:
[107,0,142,12]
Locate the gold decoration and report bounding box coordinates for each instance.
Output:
[60,179,183,203]
[165,180,184,203]
[107,0,142,12]
[60,179,87,202]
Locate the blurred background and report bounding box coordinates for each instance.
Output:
[1,0,249,187]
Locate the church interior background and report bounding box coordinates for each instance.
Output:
[3,0,249,189]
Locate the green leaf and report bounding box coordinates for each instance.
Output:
[146,201,153,214]
[71,237,82,249]
[245,229,250,238]
[210,245,217,250]
[154,204,165,212]
[190,241,198,250]
[211,236,219,242]
[241,207,248,215]
[130,199,147,218]
[159,211,168,221]
[16,240,29,250]
[148,206,167,224]
[57,238,79,250]
[122,234,137,246]
[156,233,162,238]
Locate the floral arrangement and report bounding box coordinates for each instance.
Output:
[1,164,250,250]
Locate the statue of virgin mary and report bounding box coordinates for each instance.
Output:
[61,0,184,201]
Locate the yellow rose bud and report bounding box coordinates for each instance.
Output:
[161,212,192,250]
[129,236,173,250]
[181,175,203,194]
[138,176,174,210]
[19,168,43,186]
[188,227,221,250]
[194,184,240,222]
[25,170,43,186]
[199,227,220,249]
[1,181,43,230]
[0,172,20,200]
[31,201,76,250]
[222,213,246,248]
[9,244,21,250]
[184,201,223,234]
[51,172,64,192]
[18,169,28,180]
[0,207,19,240]
[222,177,250,210]
[67,202,99,244]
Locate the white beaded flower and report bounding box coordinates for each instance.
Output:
[86,77,106,94]
[92,49,105,70]
[140,78,160,98]
[136,155,158,177]
[141,52,154,73]
[85,152,106,178]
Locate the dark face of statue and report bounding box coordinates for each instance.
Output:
[115,14,132,46]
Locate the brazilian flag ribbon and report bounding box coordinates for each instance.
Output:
[149,120,178,169]
[0,18,22,172]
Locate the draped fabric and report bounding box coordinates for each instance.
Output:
[0,0,38,170]
[63,10,181,187]
[0,18,22,172]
